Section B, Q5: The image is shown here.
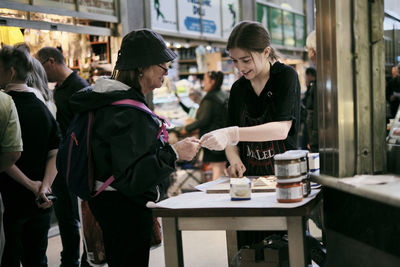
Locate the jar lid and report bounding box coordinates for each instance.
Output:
[274,150,305,160]
[277,177,303,183]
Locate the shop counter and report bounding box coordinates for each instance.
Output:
[149,190,321,267]
[311,174,400,266]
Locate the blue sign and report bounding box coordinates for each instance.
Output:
[184,17,216,33]
[202,19,216,34]
[184,17,201,32]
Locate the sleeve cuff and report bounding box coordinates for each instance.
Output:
[170,145,179,160]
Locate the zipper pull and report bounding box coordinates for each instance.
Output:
[71,132,78,146]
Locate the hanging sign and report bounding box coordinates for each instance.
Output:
[150,0,178,32]
[222,0,239,39]
[178,0,202,35]
[201,0,220,37]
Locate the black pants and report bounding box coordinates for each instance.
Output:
[88,191,153,267]
[1,210,51,267]
[52,174,82,267]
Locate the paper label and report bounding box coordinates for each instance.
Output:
[277,186,303,200]
[274,162,301,177]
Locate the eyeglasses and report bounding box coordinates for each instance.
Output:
[157,62,171,73]
[40,58,50,65]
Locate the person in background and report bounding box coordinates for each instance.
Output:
[175,89,203,116]
[0,91,23,263]
[14,43,56,117]
[0,46,60,267]
[305,67,317,88]
[180,71,229,180]
[36,47,89,267]
[305,30,319,152]
[69,29,200,266]
[0,92,22,172]
[300,67,317,149]
[26,57,56,117]
[386,63,400,118]
[200,21,300,246]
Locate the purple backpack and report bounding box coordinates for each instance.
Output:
[56,99,169,200]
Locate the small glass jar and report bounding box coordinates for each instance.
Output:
[276,178,303,203]
[301,175,311,197]
[274,154,301,178]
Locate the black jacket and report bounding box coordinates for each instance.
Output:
[185,89,229,137]
[54,71,89,136]
[70,78,176,202]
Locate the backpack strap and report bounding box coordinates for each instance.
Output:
[93,175,115,197]
[111,99,170,143]
[93,99,170,196]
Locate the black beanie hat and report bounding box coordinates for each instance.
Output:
[115,29,177,70]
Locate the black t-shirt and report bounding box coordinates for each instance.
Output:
[228,62,300,175]
[54,71,89,136]
[0,91,61,218]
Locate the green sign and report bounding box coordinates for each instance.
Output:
[295,14,305,47]
[257,3,305,48]
[283,11,295,46]
[270,7,283,45]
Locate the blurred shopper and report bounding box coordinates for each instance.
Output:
[14,43,56,117]
[180,71,229,180]
[0,91,23,263]
[305,30,319,152]
[27,57,56,117]
[0,46,60,267]
[200,21,300,247]
[36,47,89,267]
[300,67,317,149]
[386,63,400,118]
[0,92,22,172]
[69,29,200,266]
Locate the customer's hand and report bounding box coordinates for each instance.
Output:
[200,126,239,151]
[227,161,246,178]
[172,137,201,161]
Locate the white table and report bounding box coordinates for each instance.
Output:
[150,190,321,267]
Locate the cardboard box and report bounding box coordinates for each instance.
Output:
[240,248,285,267]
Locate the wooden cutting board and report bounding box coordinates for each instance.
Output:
[206,177,276,194]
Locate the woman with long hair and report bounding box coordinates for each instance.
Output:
[180,70,229,180]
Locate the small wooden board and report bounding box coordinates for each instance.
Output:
[206,176,276,194]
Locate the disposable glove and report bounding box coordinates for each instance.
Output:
[200,126,239,151]
[172,137,201,161]
[227,162,246,178]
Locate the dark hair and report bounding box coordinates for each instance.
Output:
[37,47,65,64]
[14,42,30,53]
[227,21,278,61]
[207,71,224,92]
[111,69,141,91]
[305,67,316,78]
[0,46,33,82]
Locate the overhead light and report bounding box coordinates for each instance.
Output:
[165,41,171,47]
[174,43,182,49]
[184,42,190,48]
[206,45,212,51]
